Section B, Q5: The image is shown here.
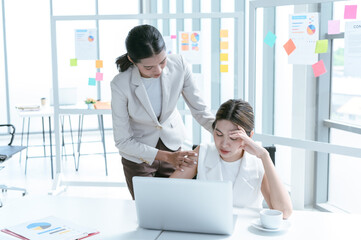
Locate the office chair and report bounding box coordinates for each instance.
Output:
[0,124,27,207]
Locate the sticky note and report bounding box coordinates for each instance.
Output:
[283,39,296,56]
[88,78,96,86]
[220,29,228,38]
[96,60,103,68]
[220,41,229,50]
[220,53,228,61]
[171,35,177,39]
[344,5,357,19]
[312,60,327,77]
[328,20,340,35]
[220,65,228,73]
[70,58,77,66]
[264,31,277,47]
[96,72,103,81]
[315,40,328,53]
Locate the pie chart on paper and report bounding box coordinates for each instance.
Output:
[307,24,316,35]
[88,35,95,42]
[191,33,199,42]
[27,222,51,230]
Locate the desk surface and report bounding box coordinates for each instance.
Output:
[16,106,112,117]
[0,196,359,240]
[0,196,160,240]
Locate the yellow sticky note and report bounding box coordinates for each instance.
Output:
[220,65,228,73]
[96,60,103,68]
[220,41,228,50]
[220,53,228,61]
[220,29,228,38]
[315,40,328,54]
[70,58,77,66]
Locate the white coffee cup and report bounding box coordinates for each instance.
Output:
[260,209,283,229]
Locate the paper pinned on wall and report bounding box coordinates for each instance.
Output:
[344,5,357,19]
[75,29,98,60]
[328,20,340,35]
[312,59,327,77]
[220,65,228,73]
[164,36,176,54]
[344,21,361,77]
[315,40,328,53]
[288,13,319,65]
[96,60,103,68]
[264,31,277,47]
[96,72,103,81]
[88,78,96,86]
[220,41,229,50]
[179,31,202,64]
[283,39,296,56]
[220,53,228,61]
[220,29,228,38]
[70,58,77,66]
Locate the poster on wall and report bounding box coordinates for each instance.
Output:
[75,29,97,60]
[344,21,361,77]
[178,31,202,64]
[288,13,319,65]
[163,35,177,55]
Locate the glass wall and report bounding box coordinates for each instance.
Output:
[1,0,243,146]
[327,0,361,214]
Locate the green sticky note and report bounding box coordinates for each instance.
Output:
[315,40,328,54]
[70,58,77,66]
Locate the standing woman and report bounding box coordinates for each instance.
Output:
[111,24,214,199]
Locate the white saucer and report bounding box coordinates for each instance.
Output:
[251,219,291,232]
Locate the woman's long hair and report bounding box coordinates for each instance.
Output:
[115,24,166,72]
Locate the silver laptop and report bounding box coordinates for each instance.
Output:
[133,176,234,235]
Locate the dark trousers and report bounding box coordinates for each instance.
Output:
[122,139,177,199]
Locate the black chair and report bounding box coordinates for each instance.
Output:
[192,144,276,165]
[0,124,27,207]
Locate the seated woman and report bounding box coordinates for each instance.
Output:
[170,99,292,218]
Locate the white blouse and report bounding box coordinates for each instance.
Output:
[197,143,265,208]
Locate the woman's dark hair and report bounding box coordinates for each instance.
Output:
[212,99,254,136]
[115,24,166,72]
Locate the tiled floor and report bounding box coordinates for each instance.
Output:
[0,130,132,206]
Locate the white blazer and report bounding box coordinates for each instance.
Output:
[110,54,214,165]
[197,143,265,208]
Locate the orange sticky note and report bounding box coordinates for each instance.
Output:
[96,60,103,68]
[283,39,296,56]
[220,29,228,38]
[312,60,327,77]
[220,41,228,50]
[220,53,228,61]
[220,65,228,73]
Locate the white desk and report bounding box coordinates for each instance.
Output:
[158,207,360,240]
[0,196,160,240]
[17,108,55,178]
[1,196,360,240]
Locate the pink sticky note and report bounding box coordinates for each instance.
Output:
[96,72,103,81]
[328,20,340,35]
[312,60,327,77]
[344,5,357,19]
[171,35,177,39]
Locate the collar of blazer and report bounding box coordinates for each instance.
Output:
[131,65,172,124]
